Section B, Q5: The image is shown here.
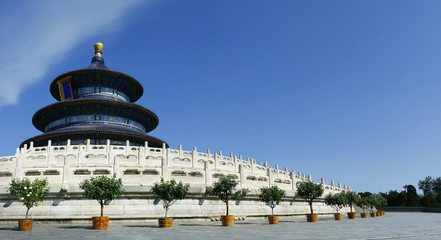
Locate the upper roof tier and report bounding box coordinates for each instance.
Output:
[49,43,144,102]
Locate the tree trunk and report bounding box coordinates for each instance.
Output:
[271,207,274,216]
[350,204,353,213]
[26,208,30,219]
[100,202,104,217]
[226,196,229,216]
[309,201,313,214]
[165,206,169,218]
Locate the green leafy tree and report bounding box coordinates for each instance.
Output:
[418,176,441,206]
[366,194,379,213]
[343,191,359,213]
[324,193,347,214]
[79,175,124,217]
[377,196,387,210]
[418,176,433,195]
[403,185,419,206]
[432,177,441,195]
[258,186,286,216]
[358,192,372,198]
[296,181,324,214]
[421,192,438,207]
[7,178,50,219]
[151,177,190,218]
[210,177,242,216]
[357,196,369,213]
[381,190,406,206]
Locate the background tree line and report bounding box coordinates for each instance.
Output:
[360,176,441,207]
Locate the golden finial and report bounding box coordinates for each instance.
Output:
[94,42,103,56]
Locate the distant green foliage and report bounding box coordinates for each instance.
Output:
[343,191,359,213]
[8,178,50,219]
[79,175,124,217]
[324,193,347,213]
[296,181,324,214]
[210,177,242,215]
[151,177,189,218]
[378,176,441,207]
[258,186,286,216]
[418,176,441,206]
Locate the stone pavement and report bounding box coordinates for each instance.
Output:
[0,212,440,240]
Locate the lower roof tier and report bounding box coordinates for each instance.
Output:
[20,129,168,148]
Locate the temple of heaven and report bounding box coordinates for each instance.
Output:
[0,43,353,222]
[21,43,168,148]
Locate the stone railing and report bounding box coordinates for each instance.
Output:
[0,140,350,195]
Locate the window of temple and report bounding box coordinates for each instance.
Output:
[142,169,159,175]
[171,170,186,176]
[0,171,12,177]
[124,169,140,175]
[93,169,110,175]
[74,169,91,175]
[44,170,60,175]
[25,171,41,176]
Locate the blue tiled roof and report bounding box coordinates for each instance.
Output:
[88,55,109,69]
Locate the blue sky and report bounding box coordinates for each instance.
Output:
[1,0,441,194]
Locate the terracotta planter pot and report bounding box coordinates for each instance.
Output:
[347,212,356,219]
[382,211,386,216]
[360,213,367,218]
[370,213,376,217]
[306,213,317,222]
[92,216,109,230]
[334,213,342,220]
[18,219,33,231]
[221,215,234,227]
[158,218,173,228]
[268,216,279,224]
[376,212,380,216]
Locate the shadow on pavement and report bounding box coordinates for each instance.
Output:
[234,222,261,225]
[125,225,158,228]
[0,227,17,231]
[178,223,222,227]
[57,225,93,230]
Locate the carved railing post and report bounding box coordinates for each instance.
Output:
[204,161,212,186]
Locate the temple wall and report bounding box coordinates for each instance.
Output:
[0,140,352,221]
[0,192,352,222]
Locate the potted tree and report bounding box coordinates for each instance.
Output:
[79,175,124,230]
[357,197,369,218]
[210,176,242,226]
[324,192,347,220]
[258,186,286,224]
[375,196,387,216]
[366,194,378,217]
[151,177,190,228]
[296,181,324,222]
[379,196,387,216]
[343,191,359,219]
[7,178,49,231]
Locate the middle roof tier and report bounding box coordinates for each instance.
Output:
[32,98,159,133]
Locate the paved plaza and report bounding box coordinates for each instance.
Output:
[0,212,440,240]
